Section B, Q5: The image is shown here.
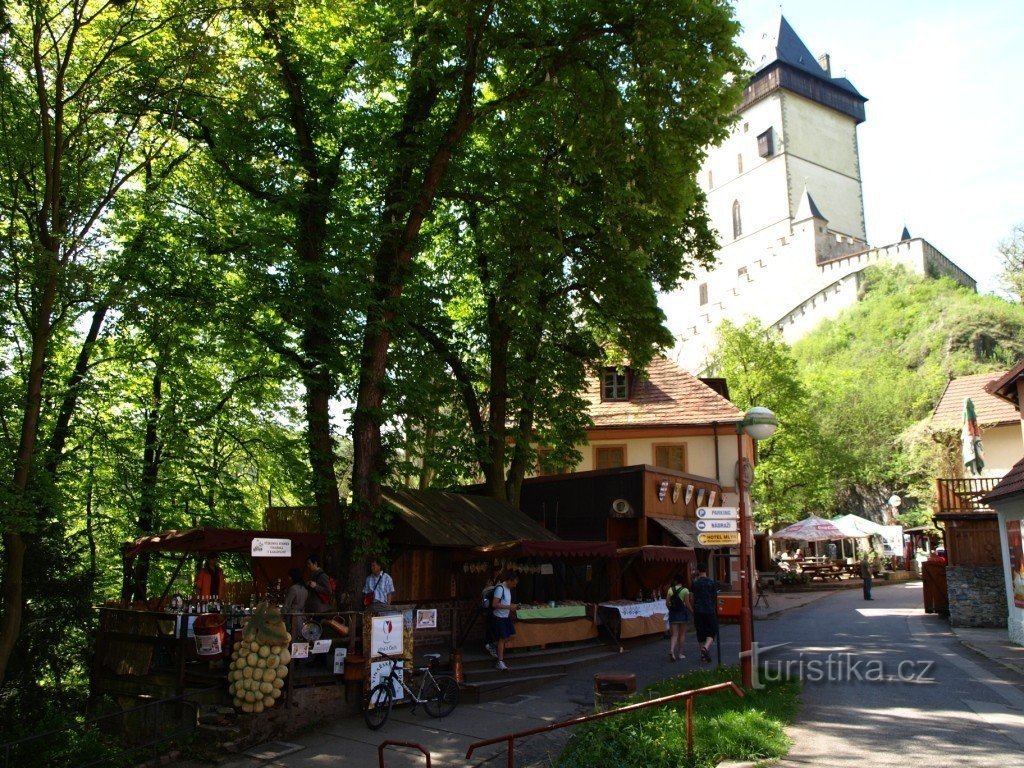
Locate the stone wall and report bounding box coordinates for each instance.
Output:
[947,565,1007,628]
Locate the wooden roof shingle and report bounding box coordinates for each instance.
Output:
[931,372,1020,429]
[586,357,743,429]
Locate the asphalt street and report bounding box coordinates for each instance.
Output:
[175,582,1024,767]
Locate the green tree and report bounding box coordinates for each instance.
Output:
[705,320,833,528]
[0,0,185,688]
[998,223,1024,303]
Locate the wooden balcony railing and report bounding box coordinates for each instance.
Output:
[935,477,999,517]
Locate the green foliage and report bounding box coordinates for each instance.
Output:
[555,666,799,768]
[998,223,1024,303]
[792,265,1024,517]
[706,320,835,528]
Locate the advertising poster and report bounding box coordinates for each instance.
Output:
[370,614,404,656]
[369,659,403,700]
[415,609,437,630]
[1007,520,1024,609]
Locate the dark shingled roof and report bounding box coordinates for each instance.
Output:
[383,488,559,548]
[985,359,1024,409]
[750,15,864,99]
[985,455,1024,505]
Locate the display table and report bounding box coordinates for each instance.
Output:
[505,603,597,649]
[597,600,667,642]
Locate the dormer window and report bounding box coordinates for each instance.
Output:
[602,368,629,401]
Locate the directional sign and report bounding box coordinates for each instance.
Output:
[697,532,741,546]
[696,519,738,532]
[696,506,739,520]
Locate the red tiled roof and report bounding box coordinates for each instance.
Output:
[931,372,1021,429]
[985,455,1024,505]
[985,358,1024,408]
[586,357,743,428]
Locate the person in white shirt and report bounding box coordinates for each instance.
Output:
[363,559,395,610]
[490,573,520,671]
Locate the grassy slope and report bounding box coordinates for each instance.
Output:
[790,265,1024,517]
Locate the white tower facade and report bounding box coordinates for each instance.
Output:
[663,17,973,373]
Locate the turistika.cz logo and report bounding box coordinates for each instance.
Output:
[743,643,936,689]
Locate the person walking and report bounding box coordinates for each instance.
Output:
[860,553,874,600]
[306,554,334,613]
[490,572,520,671]
[665,573,692,661]
[690,565,719,663]
[482,568,502,659]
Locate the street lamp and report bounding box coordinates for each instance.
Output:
[737,406,777,688]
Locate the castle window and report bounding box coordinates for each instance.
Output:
[736,153,743,174]
[737,266,748,279]
[732,200,742,239]
[699,282,708,306]
[601,368,629,401]
[708,170,713,189]
[757,128,774,158]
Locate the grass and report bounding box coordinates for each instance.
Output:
[554,666,800,768]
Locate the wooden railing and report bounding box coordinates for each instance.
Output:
[935,477,999,516]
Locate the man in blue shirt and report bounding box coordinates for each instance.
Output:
[690,565,719,663]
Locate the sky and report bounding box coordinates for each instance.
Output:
[734,0,1024,295]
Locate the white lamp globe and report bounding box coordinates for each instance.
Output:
[888,495,902,508]
[742,406,778,441]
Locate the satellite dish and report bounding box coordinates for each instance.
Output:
[611,499,632,516]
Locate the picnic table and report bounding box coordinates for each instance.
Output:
[799,562,854,581]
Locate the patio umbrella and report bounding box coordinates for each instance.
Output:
[831,514,886,539]
[770,515,845,541]
[961,397,985,476]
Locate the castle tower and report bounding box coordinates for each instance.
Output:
[663,16,870,371]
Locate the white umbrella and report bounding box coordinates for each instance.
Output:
[831,514,886,539]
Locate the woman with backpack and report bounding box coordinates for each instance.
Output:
[666,573,693,661]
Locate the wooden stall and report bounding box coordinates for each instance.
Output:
[456,539,617,649]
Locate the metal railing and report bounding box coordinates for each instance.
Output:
[378,740,431,767]
[465,680,744,767]
[0,686,217,768]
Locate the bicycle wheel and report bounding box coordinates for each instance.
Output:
[423,674,460,718]
[363,682,394,730]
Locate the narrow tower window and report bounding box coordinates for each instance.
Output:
[736,153,743,174]
[699,282,708,306]
[732,200,742,239]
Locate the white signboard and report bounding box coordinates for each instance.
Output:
[370,614,404,656]
[415,609,437,630]
[697,506,739,520]
[311,639,332,654]
[880,525,904,557]
[290,642,309,659]
[251,537,292,557]
[369,659,403,700]
[696,519,738,532]
[333,647,347,674]
[195,633,221,655]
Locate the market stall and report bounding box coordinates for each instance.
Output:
[93,527,337,707]
[597,546,697,646]
[456,539,617,649]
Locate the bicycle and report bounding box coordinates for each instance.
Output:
[363,651,460,730]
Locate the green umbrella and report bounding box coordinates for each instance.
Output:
[962,397,985,476]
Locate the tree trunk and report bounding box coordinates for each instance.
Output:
[0,250,60,687]
[132,370,163,602]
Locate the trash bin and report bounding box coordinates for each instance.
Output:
[593,671,636,711]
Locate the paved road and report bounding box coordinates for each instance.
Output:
[758,581,1024,767]
[178,583,1024,767]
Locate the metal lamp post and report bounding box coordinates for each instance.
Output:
[737,406,777,688]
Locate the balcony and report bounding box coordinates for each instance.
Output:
[934,477,999,519]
